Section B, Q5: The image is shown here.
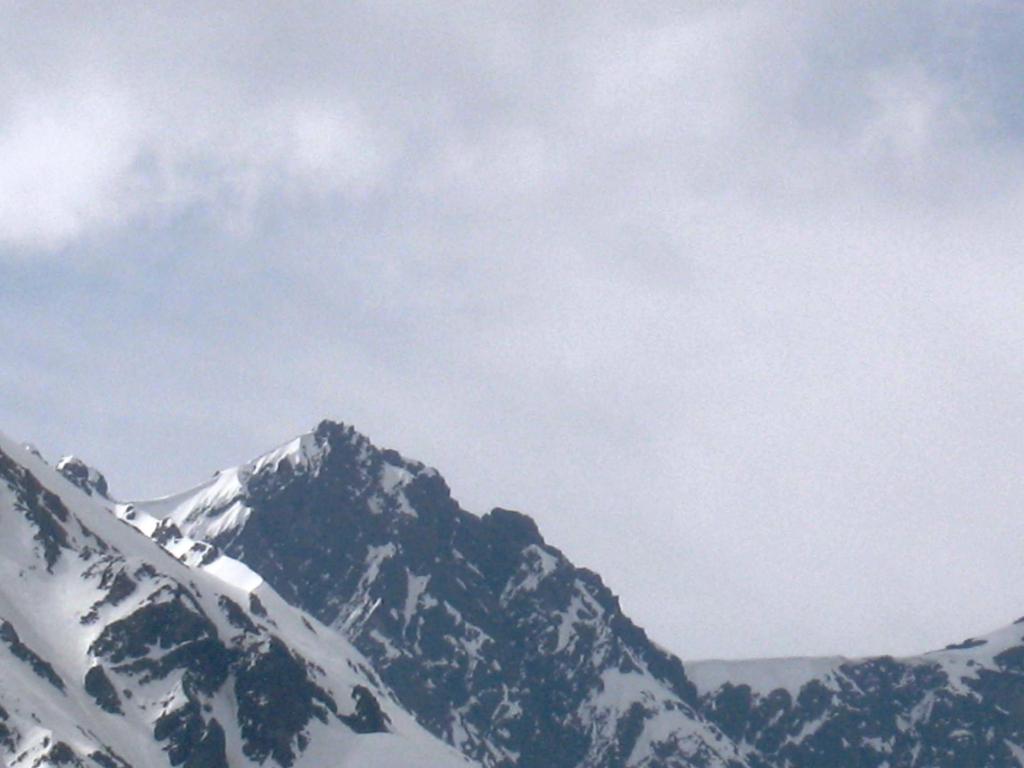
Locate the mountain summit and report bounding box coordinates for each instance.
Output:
[128,419,1024,768]
[0,429,469,768]
[5,419,1024,767]
[130,420,745,768]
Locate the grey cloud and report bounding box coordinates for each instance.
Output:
[2,1,1024,661]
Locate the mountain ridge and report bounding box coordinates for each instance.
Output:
[8,418,1024,767]
[129,420,747,768]
[128,419,1024,768]
[0,428,472,768]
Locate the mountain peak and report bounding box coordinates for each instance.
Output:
[312,418,371,451]
[0,428,471,768]
[482,506,543,548]
[10,418,1024,767]
[130,421,746,768]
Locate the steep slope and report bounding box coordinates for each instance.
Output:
[131,420,747,768]
[0,432,471,768]
[688,622,1024,768]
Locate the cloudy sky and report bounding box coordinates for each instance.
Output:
[3,1,1024,661]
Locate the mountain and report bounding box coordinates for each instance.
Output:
[128,420,1024,768]
[689,620,1024,767]
[130,420,747,768]
[15,416,1024,768]
[0,431,471,768]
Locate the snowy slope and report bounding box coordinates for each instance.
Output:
[0,432,472,768]
[131,420,748,768]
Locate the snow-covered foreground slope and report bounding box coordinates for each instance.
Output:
[131,420,748,768]
[0,431,471,768]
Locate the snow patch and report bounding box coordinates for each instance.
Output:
[403,573,431,628]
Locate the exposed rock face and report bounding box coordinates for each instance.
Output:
[57,455,110,498]
[0,433,471,768]
[133,421,750,768]
[133,420,1024,768]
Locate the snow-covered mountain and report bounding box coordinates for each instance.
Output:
[0,431,471,768]
[129,420,1024,768]
[689,618,1024,767]
[9,417,1024,768]
[130,420,747,768]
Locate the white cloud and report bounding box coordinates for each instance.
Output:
[0,67,395,250]
[0,84,139,248]
[4,1,1024,661]
[286,104,390,191]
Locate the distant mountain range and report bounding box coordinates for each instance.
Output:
[2,419,1023,767]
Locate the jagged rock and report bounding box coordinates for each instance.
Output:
[57,456,110,499]
[84,666,123,714]
[131,421,745,768]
